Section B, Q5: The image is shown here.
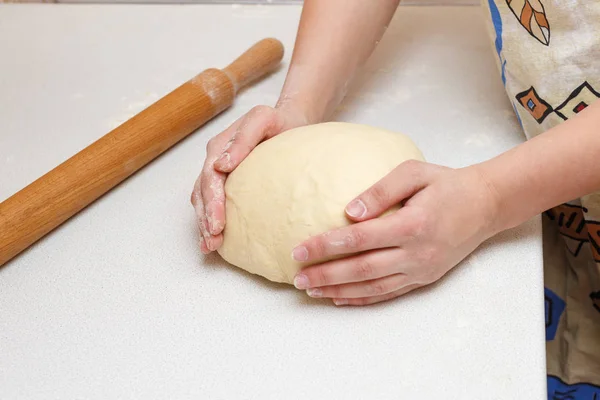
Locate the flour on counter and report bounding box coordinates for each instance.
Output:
[107,92,160,130]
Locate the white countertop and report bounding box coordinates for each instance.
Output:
[0,4,546,399]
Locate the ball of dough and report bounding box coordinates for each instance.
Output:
[217,122,425,284]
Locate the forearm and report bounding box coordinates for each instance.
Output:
[477,100,600,232]
[276,0,400,123]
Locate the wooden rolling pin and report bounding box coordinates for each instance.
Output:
[0,38,284,266]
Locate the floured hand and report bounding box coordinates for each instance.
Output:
[291,161,501,306]
[191,105,308,254]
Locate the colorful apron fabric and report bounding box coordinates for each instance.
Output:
[480,0,600,397]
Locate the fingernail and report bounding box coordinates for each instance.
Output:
[205,237,215,251]
[346,199,366,218]
[210,219,222,235]
[334,298,348,306]
[291,246,308,262]
[306,288,322,298]
[293,274,310,289]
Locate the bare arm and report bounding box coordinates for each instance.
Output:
[278,0,401,123]
[193,0,400,253]
[478,101,600,233]
[286,102,600,306]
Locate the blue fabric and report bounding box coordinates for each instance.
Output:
[487,0,507,85]
[547,375,600,399]
[545,287,566,341]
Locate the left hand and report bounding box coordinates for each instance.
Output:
[291,160,501,306]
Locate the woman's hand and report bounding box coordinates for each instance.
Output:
[190,0,404,256]
[291,160,501,306]
[191,105,308,254]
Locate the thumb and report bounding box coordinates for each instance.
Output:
[345,160,429,221]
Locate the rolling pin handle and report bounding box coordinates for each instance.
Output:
[223,38,285,93]
[0,38,285,267]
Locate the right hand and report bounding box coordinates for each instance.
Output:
[191,105,309,254]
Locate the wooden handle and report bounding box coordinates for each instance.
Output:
[224,37,284,93]
[0,38,284,266]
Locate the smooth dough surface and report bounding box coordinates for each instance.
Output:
[217,122,425,284]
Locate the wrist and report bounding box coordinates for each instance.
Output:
[471,159,531,235]
[276,62,349,126]
[459,164,506,238]
[275,92,325,127]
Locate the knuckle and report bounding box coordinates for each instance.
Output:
[345,229,368,250]
[399,159,426,183]
[353,258,374,280]
[368,183,389,207]
[384,292,402,303]
[248,105,276,126]
[250,104,274,116]
[413,252,443,283]
[197,217,209,237]
[330,285,343,299]
[315,266,330,286]
[429,271,443,283]
[250,105,282,135]
[418,247,437,264]
[206,136,218,151]
[401,159,424,174]
[366,281,387,296]
[200,170,212,190]
[311,236,328,259]
[421,271,440,284]
[354,298,369,306]
[191,177,204,206]
[405,208,430,237]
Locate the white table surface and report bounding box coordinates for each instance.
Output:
[0,4,546,399]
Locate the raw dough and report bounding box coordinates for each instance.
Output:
[217,122,425,284]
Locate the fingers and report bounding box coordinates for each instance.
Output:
[292,213,415,263]
[192,188,224,252]
[191,133,231,251]
[191,105,290,254]
[334,284,421,306]
[192,104,304,254]
[345,159,431,221]
[199,238,210,254]
[194,116,247,241]
[191,105,289,254]
[304,273,412,300]
[193,197,211,253]
[203,172,226,235]
[294,248,407,289]
[198,156,227,235]
[197,217,224,254]
[213,105,285,173]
